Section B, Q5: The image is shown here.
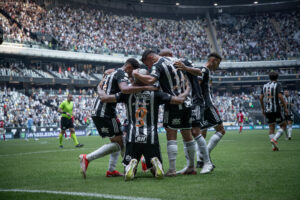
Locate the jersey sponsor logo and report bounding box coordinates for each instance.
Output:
[171,118,181,125]
[135,135,147,143]
[101,127,109,134]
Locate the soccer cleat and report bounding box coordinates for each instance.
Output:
[165,169,177,177]
[79,154,89,179]
[200,163,214,174]
[141,155,147,172]
[272,146,279,151]
[125,159,138,181]
[106,170,123,177]
[151,157,164,179]
[196,161,204,168]
[270,139,279,151]
[288,137,291,140]
[181,167,197,175]
[59,145,64,149]
[75,143,84,148]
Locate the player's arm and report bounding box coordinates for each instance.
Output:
[278,93,288,114]
[58,102,71,117]
[259,94,265,116]
[174,61,202,76]
[98,93,117,103]
[132,69,158,85]
[118,82,157,94]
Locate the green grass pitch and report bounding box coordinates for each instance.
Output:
[0,129,299,200]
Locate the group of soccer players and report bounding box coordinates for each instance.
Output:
[77,49,227,181]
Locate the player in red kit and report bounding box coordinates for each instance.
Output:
[0,117,5,141]
[237,110,244,133]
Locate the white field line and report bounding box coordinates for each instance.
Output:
[0,189,161,200]
[0,148,95,157]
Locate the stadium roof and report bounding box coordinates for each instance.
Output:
[59,0,299,18]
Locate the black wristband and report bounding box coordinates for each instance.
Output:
[62,112,67,115]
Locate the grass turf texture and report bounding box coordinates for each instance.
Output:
[0,130,299,200]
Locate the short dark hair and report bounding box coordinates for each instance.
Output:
[141,50,155,63]
[208,52,222,61]
[125,58,140,69]
[269,71,279,81]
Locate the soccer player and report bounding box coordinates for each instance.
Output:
[79,58,157,179]
[57,94,83,148]
[196,53,224,168]
[259,72,288,151]
[159,49,213,174]
[27,115,38,141]
[133,50,196,176]
[237,110,244,133]
[0,117,5,141]
[283,90,294,140]
[99,69,191,181]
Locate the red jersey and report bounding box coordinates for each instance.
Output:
[0,121,4,128]
[237,113,244,123]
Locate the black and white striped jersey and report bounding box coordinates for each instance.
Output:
[182,59,204,106]
[262,81,283,113]
[150,57,192,108]
[198,66,213,108]
[92,68,129,118]
[284,95,294,115]
[116,91,171,144]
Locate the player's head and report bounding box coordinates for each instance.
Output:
[284,90,289,96]
[134,69,149,86]
[67,94,73,101]
[159,49,173,57]
[207,53,222,71]
[141,50,158,69]
[124,58,140,77]
[269,71,279,81]
[29,114,32,118]
[239,110,242,113]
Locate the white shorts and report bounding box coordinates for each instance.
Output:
[238,122,243,126]
[0,128,5,134]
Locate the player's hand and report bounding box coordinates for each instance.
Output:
[132,69,139,77]
[174,61,187,71]
[66,113,71,117]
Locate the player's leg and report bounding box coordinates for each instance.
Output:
[165,128,177,176]
[180,129,196,174]
[58,129,65,148]
[268,123,277,151]
[106,135,123,177]
[69,128,83,147]
[287,120,293,140]
[196,129,207,168]
[239,123,243,133]
[271,113,286,149]
[207,124,225,153]
[123,143,140,181]
[147,143,164,179]
[192,127,213,174]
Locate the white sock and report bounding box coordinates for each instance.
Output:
[195,135,211,164]
[207,132,223,153]
[269,134,275,148]
[108,151,120,172]
[196,144,202,162]
[86,143,120,161]
[288,125,292,138]
[167,140,177,171]
[183,140,196,168]
[273,128,283,141]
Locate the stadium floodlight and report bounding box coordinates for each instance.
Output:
[176,2,180,6]
[140,0,144,3]
[214,3,218,6]
[254,1,258,4]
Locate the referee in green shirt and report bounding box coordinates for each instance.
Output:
[58,94,83,148]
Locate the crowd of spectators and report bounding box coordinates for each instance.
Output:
[214,12,300,61]
[213,68,299,77]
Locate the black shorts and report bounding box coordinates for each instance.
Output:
[163,105,192,129]
[60,117,74,131]
[191,104,204,128]
[122,142,162,169]
[200,106,223,130]
[285,114,294,122]
[266,112,285,125]
[92,116,122,138]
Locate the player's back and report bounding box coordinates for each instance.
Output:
[198,66,213,107]
[262,81,282,113]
